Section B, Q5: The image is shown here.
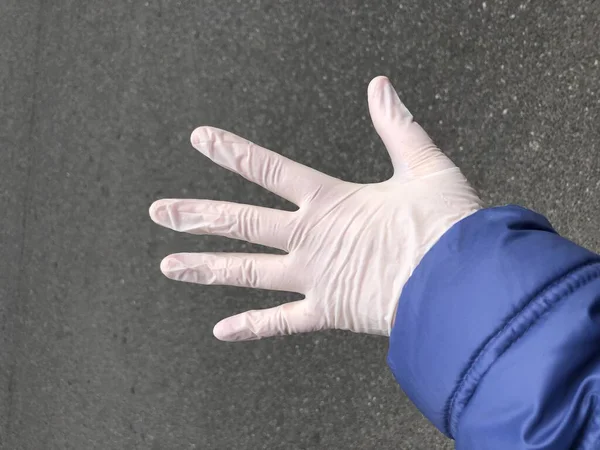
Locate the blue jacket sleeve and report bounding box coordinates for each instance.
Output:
[388,205,600,449]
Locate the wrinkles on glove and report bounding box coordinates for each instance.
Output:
[150,199,294,251]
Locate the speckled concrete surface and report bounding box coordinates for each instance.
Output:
[0,1,598,449]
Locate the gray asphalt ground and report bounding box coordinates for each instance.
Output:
[0,1,598,449]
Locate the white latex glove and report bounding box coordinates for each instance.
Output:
[150,76,481,341]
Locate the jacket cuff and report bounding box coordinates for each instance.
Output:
[387,205,600,437]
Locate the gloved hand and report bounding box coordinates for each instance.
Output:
[149,76,482,341]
